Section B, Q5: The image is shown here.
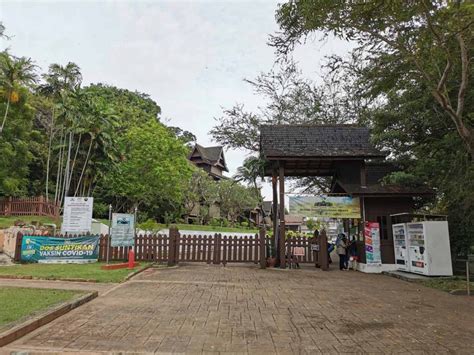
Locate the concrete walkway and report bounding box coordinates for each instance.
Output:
[0,278,117,296]
[4,264,474,354]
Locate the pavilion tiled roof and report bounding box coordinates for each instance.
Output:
[260,124,385,159]
[336,182,434,196]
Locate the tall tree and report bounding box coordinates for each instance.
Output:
[0,51,37,134]
[38,62,82,203]
[272,0,474,158]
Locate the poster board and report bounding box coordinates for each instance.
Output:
[111,213,135,247]
[21,235,99,263]
[289,195,361,219]
[61,197,93,234]
[364,222,381,265]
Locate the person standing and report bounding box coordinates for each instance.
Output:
[336,234,348,270]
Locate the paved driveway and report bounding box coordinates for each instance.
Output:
[4,264,474,354]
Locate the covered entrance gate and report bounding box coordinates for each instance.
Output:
[260,125,432,269]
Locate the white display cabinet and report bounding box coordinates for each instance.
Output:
[406,221,453,276]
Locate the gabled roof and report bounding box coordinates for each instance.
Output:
[189,144,229,172]
[260,124,385,159]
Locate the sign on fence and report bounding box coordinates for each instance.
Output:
[21,235,100,263]
[111,213,135,247]
[61,197,93,234]
[293,247,305,256]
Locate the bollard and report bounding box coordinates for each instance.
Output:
[128,249,135,269]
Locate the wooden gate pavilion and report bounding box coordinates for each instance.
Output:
[260,125,432,269]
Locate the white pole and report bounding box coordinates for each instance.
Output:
[106,204,112,264]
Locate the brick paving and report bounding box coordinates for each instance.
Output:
[3,263,474,354]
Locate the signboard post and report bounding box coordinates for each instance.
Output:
[61,197,93,235]
[107,204,112,264]
[364,222,381,265]
[111,213,135,247]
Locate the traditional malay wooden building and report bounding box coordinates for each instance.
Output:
[260,124,432,270]
[188,144,229,180]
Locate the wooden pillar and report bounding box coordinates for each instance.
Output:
[279,164,286,269]
[319,229,329,271]
[259,227,266,269]
[272,168,278,259]
[360,161,367,187]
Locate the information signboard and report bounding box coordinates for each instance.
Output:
[61,197,93,234]
[111,213,135,247]
[21,235,99,263]
[364,222,381,265]
[289,195,361,219]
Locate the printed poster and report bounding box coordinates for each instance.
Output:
[289,195,361,219]
[61,197,93,234]
[365,222,381,265]
[111,213,135,247]
[21,235,99,263]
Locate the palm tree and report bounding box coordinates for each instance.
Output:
[38,62,82,202]
[0,51,37,134]
[234,156,267,221]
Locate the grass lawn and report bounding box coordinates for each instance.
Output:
[0,287,80,330]
[0,262,151,283]
[419,277,474,293]
[0,216,58,229]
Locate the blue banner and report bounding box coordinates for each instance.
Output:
[21,235,100,263]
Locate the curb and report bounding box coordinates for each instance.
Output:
[0,275,98,283]
[124,263,155,281]
[0,291,98,347]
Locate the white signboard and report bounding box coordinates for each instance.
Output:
[111,213,135,247]
[61,197,93,234]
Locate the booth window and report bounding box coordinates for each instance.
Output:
[377,216,388,240]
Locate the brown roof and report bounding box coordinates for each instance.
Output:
[336,181,434,196]
[285,215,304,225]
[260,124,385,159]
[189,144,229,172]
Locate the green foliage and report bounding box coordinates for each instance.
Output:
[240,221,249,228]
[217,179,259,224]
[0,87,36,196]
[271,1,474,255]
[103,119,193,212]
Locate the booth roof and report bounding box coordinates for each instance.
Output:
[260,124,385,159]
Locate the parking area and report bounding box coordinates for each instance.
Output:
[4,263,474,354]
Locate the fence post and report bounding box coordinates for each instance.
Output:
[319,229,329,271]
[14,233,23,262]
[259,227,266,269]
[5,197,12,216]
[168,226,178,266]
[38,195,44,216]
[213,233,221,265]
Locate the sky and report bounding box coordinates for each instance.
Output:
[1,0,352,201]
